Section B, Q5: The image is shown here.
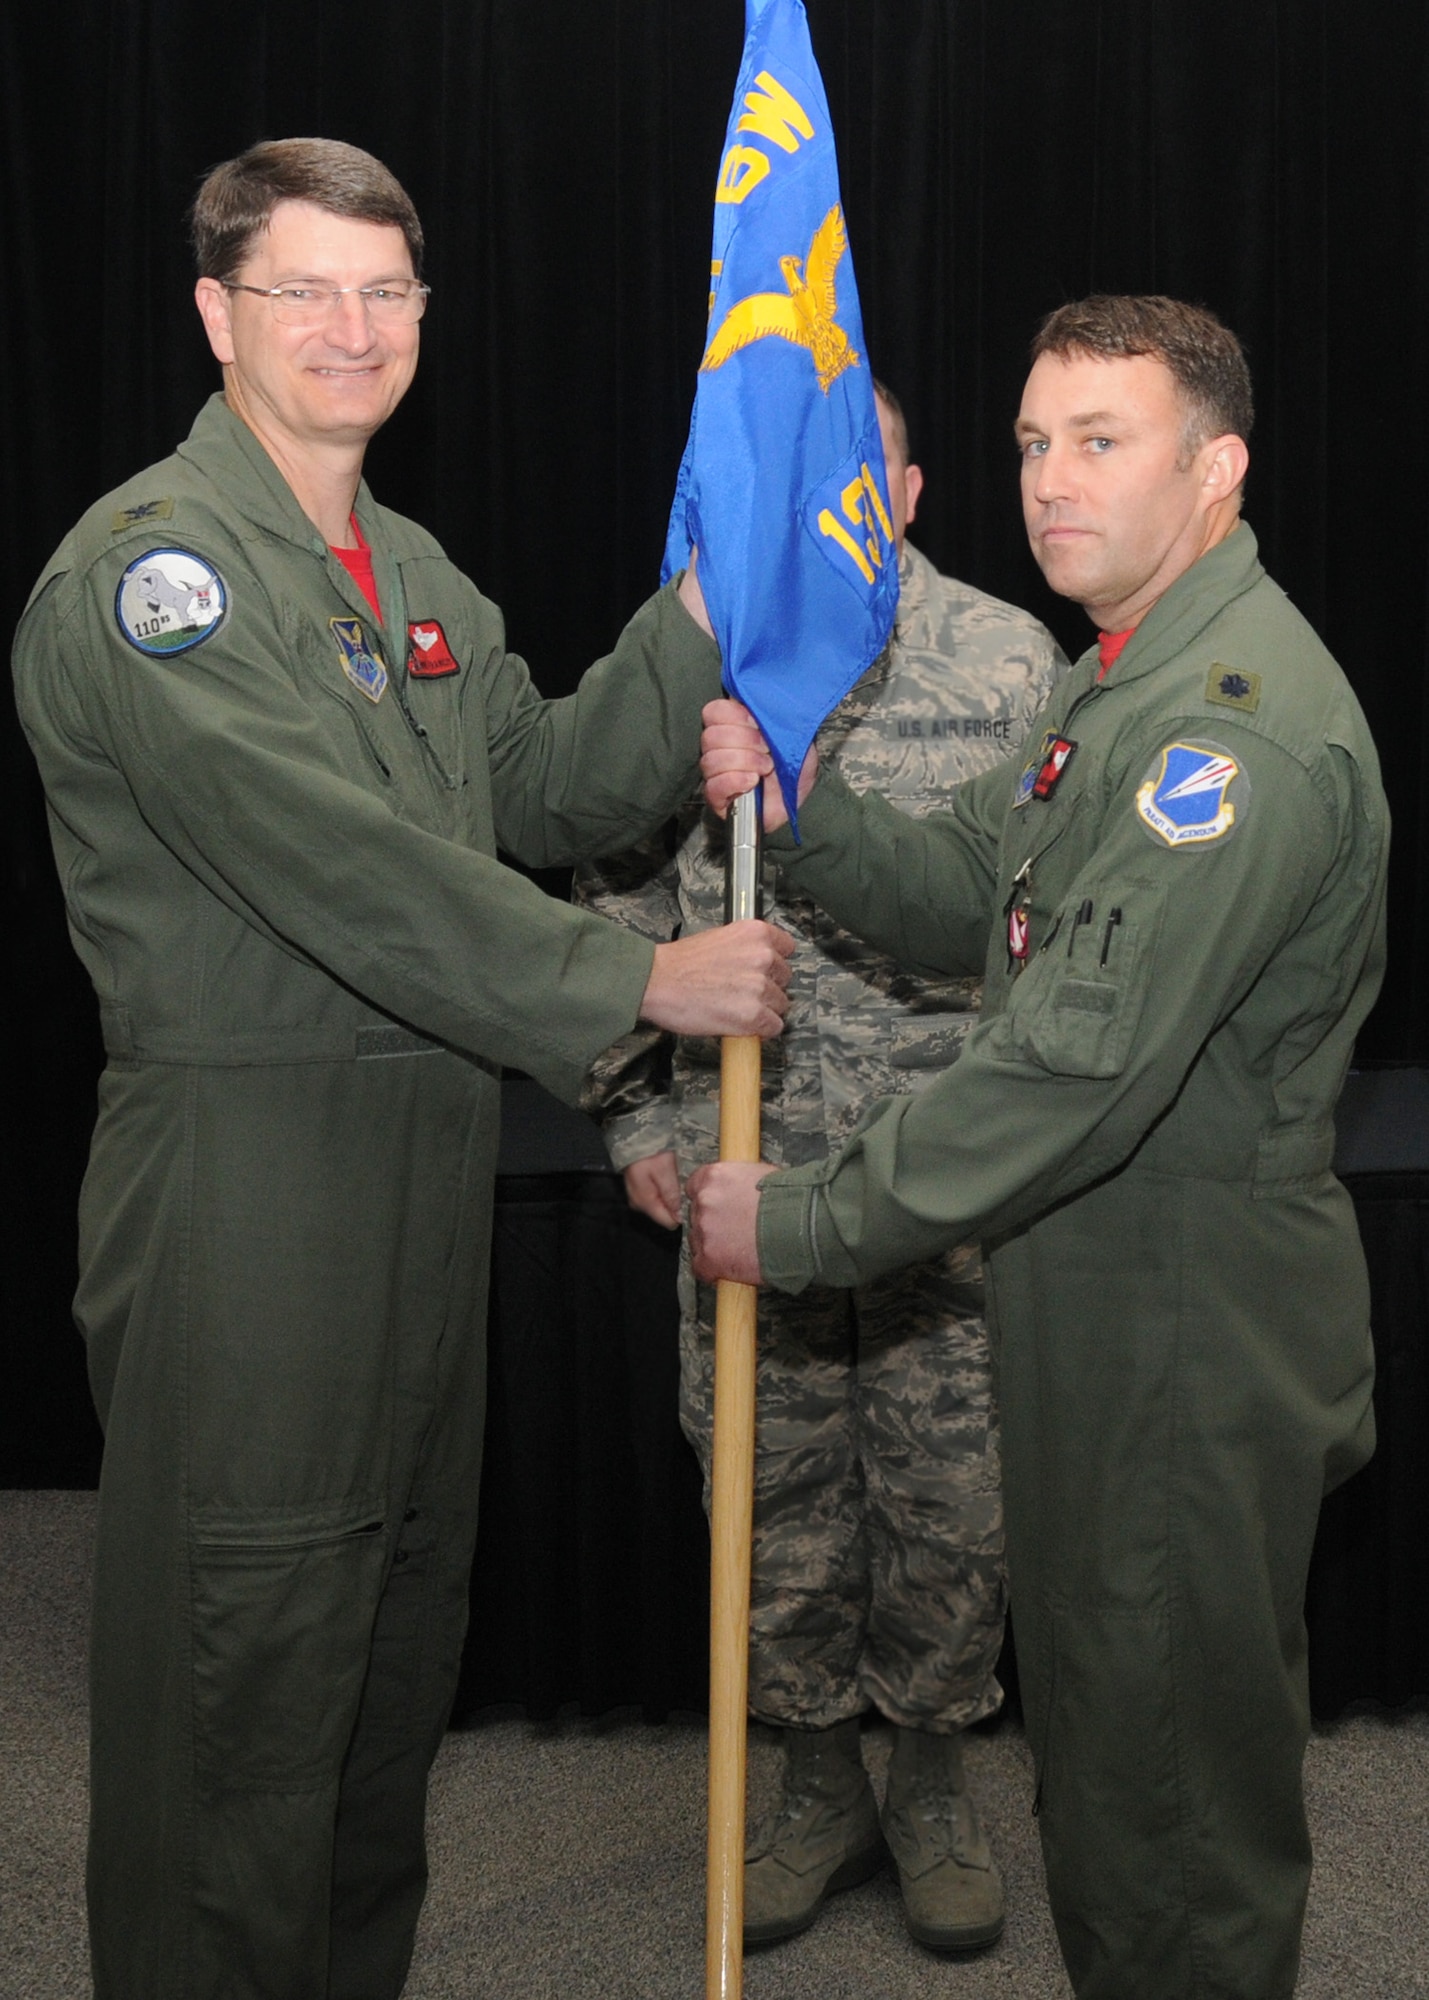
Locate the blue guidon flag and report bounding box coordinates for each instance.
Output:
[662,0,898,836]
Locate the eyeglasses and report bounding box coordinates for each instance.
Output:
[222,280,431,326]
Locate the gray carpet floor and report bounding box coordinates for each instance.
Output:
[4,1490,1427,1999]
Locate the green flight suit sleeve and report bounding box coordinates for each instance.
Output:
[572,827,685,1167]
[485,579,723,866]
[18,556,716,1105]
[756,718,1359,1292]
[764,755,1013,980]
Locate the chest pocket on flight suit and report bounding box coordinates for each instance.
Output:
[1011,887,1162,1080]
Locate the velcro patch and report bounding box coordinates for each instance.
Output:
[1134,740,1249,849]
[115,547,226,655]
[1205,664,1261,713]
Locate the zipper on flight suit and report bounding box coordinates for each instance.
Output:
[1004,677,1108,973]
[391,675,459,791]
[1003,819,1077,972]
[359,556,461,794]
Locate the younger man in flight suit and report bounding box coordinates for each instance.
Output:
[690,296,1388,2000]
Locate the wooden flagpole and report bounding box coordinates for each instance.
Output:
[706,784,763,2000]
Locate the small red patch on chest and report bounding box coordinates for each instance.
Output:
[406,620,460,678]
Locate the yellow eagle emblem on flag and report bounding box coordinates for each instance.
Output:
[700,204,859,395]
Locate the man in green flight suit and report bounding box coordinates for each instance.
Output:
[11,139,795,2000]
[689,295,1388,1999]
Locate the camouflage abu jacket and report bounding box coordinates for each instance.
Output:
[575,541,1065,1171]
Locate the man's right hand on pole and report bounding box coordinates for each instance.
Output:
[699,698,820,832]
[638,919,794,1039]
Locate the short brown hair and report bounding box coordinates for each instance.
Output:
[190,138,424,282]
[1032,295,1253,458]
[872,378,912,466]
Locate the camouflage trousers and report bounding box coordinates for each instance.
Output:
[678,1240,1006,1735]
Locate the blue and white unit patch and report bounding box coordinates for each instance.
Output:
[115,548,227,655]
[331,617,388,704]
[1135,740,1249,848]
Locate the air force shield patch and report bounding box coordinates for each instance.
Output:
[1135,740,1249,848]
[331,618,388,704]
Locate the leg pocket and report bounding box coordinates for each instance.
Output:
[190,1504,389,1789]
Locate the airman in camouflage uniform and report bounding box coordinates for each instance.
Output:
[576,389,1064,1951]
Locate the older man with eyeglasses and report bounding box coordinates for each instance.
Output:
[12,137,793,2000]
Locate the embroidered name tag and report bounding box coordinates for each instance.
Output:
[1031,735,1077,800]
[407,619,460,678]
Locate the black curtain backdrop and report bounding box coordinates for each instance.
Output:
[4,0,1427,1482]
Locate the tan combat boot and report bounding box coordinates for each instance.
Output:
[743,1719,887,1946]
[881,1725,1004,1952]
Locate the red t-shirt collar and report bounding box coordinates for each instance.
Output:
[1097,626,1134,679]
[329,514,381,620]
